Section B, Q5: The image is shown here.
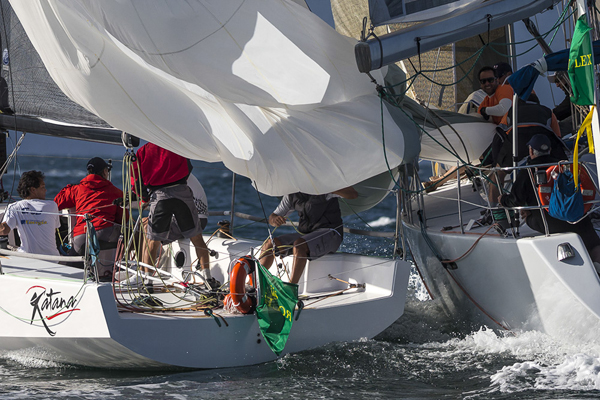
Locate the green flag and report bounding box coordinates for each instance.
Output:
[256,261,298,355]
[568,15,595,105]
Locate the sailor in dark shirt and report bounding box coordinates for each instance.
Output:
[259,187,358,284]
[499,134,600,262]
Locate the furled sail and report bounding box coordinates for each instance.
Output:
[9,0,419,196]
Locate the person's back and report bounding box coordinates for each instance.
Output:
[55,157,123,256]
[0,171,59,255]
[4,199,59,255]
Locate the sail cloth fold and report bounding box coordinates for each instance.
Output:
[9,0,418,196]
[507,40,600,101]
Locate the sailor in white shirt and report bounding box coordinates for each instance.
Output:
[0,171,60,255]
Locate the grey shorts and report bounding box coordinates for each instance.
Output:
[146,184,203,244]
[73,224,121,255]
[276,228,342,260]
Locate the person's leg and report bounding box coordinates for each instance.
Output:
[143,238,162,267]
[259,233,300,270]
[290,238,309,284]
[488,169,506,205]
[190,233,209,271]
[259,237,282,269]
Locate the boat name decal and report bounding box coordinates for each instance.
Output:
[27,285,80,336]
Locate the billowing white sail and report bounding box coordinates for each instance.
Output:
[9,0,418,196]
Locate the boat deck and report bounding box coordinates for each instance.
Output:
[417,176,559,239]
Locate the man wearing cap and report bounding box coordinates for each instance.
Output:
[499,134,600,262]
[55,157,124,258]
[478,63,514,125]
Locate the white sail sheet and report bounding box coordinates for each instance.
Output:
[9,0,417,196]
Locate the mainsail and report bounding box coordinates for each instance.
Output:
[9,0,420,196]
[0,0,122,144]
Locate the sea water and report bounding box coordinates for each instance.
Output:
[1,139,600,399]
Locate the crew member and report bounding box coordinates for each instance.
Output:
[55,157,124,256]
[499,134,600,262]
[478,63,514,125]
[259,187,358,285]
[131,142,212,285]
[0,171,60,255]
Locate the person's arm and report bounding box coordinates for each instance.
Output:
[499,171,530,208]
[270,195,293,227]
[484,97,512,117]
[0,221,10,236]
[332,187,358,199]
[54,185,75,210]
[552,94,572,121]
[268,213,286,227]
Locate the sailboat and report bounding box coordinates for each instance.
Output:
[0,0,414,369]
[353,0,600,340]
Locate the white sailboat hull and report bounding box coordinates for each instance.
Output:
[0,236,410,369]
[404,188,600,341]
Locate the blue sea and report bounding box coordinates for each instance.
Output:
[2,134,600,399]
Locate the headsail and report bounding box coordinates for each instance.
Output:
[9,0,419,196]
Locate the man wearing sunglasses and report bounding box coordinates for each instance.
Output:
[478,62,514,125]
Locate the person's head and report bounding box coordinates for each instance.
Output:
[527,134,551,158]
[478,66,498,96]
[87,157,110,179]
[17,170,46,199]
[493,62,512,84]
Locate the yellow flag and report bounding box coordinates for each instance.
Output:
[573,106,595,187]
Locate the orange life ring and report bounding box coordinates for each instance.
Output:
[537,164,596,212]
[224,256,256,314]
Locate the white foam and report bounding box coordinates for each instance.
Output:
[416,327,600,394]
[367,216,395,227]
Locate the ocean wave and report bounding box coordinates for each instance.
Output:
[366,216,395,227]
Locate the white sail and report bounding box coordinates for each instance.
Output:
[9,0,417,196]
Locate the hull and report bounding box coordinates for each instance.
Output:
[404,213,600,341]
[0,236,410,369]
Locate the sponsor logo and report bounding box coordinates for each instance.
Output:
[27,286,80,336]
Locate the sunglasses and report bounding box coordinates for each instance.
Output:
[479,77,496,84]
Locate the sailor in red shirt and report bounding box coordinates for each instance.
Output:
[55,157,123,255]
[131,143,212,286]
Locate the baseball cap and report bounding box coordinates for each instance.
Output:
[87,157,109,174]
[526,134,551,152]
[493,62,512,78]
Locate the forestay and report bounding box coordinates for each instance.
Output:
[10,0,418,196]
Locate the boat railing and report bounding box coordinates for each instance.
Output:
[206,211,395,238]
[411,159,600,238]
